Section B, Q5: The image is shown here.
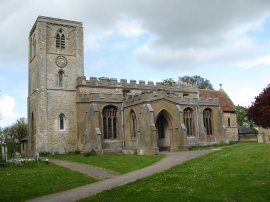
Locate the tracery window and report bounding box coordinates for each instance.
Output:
[103,106,118,139]
[203,108,212,135]
[59,113,65,130]
[184,108,194,136]
[130,109,137,138]
[58,70,64,87]
[56,29,65,49]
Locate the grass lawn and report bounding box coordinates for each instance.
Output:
[49,153,164,174]
[81,142,270,202]
[0,161,96,202]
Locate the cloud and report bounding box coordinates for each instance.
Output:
[0,94,20,127]
[237,54,270,69]
[229,87,256,107]
[115,17,145,38]
[0,0,270,69]
[134,35,261,68]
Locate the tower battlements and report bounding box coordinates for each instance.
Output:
[77,81,219,107]
[76,76,199,93]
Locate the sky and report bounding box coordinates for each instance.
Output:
[0,0,270,127]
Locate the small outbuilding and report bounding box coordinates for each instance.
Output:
[238,125,257,141]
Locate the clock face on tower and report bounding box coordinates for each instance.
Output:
[55,55,68,68]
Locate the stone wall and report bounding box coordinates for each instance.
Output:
[223,112,238,141]
[47,90,77,153]
[28,16,83,155]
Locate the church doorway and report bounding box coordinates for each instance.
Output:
[155,110,172,151]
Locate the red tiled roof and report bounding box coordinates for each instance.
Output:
[199,89,235,112]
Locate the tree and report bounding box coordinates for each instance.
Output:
[14,117,28,140]
[236,105,247,126]
[247,84,270,128]
[2,118,28,154]
[178,75,213,89]
[163,78,176,86]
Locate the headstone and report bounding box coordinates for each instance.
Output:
[257,134,264,143]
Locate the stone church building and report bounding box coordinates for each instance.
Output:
[27,16,238,155]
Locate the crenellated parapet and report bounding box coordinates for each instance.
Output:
[124,90,220,107]
[76,76,199,93]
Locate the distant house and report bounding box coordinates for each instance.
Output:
[238,125,257,141]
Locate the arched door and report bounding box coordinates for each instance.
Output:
[155,110,172,151]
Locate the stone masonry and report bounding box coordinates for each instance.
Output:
[27,16,238,155]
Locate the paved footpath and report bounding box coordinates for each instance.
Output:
[27,150,214,202]
[42,158,119,180]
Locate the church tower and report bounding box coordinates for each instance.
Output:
[27,16,84,154]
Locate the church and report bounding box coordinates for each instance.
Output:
[27,16,238,155]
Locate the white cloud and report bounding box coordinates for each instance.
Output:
[237,54,270,69]
[134,34,260,68]
[116,17,145,38]
[1,0,270,69]
[0,94,20,127]
[229,88,256,107]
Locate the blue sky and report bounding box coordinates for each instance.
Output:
[0,0,270,127]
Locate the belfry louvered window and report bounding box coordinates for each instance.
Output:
[103,106,118,139]
[184,108,194,136]
[203,108,212,135]
[56,29,65,49]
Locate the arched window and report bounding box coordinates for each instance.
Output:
[184,108,194,136]
[203,108,212,135]
[61,34,65,49]
[59,113,65,130]
[58,71,64,87]
[56,33,60,48]
[130,109,137,138]
[56,29,65,49]
[103,106,118,139]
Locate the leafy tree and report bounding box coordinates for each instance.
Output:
[15,117,28,140]
[163,78,176,86]
[2,118,28,154]
[247,84,270,128]
[236,105,247,126]
[178,75,213,89]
